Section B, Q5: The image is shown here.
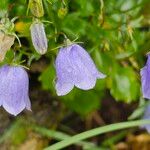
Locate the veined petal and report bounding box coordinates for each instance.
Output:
[0,65,31,116]
[2,98,26,116]
[70,48,96,89]
[71,44,106,79]
[70,44,105,90]
[55,46,74,95]
[140,54,150,99]
[56,81,74,96]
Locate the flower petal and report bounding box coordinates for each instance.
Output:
[55,44,106,96]
[140,55,150,99]
[56,82,74,96]
[25,98,31,111]
[70,44,105,90]
[0,98,2,106]
[55,47,74,95]
[0,65,30,115]
[71,44,106,78]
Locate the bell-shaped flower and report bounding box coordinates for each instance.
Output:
[141,104,150,133]
[140,54,150,99]
[30,22,48,55]
[0,31,15,61]
[0,65,31,116]
[55,44,106,96]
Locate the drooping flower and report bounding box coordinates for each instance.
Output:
[141,104,150,133]
[0,65,31,116]
[55,44,106,96]
[30,22,48,55]
[140,54,150,99]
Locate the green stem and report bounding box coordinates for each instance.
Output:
[44,119,150,150]
[102,130,127,146]
[33,126,99,149]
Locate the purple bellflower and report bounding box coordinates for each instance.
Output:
[140,54,150,99]
[0,65,31,116]
[30,22,48,55]
[141,104,150,133]
[55,44,106,96]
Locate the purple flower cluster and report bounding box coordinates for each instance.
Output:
[0,43,105,115]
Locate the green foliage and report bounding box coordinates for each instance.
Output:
[1,0,150,115]
[38,0,149,113]
[45,119,150,150]
[0,0,8,17]
[128,97,147,120]
[62,90,101,116]
[39,65,102,115]
[1,0,150,149]
[109,66,140,103]
[33,125,102,149]
[39,64,55,93]
[0,119,28,145]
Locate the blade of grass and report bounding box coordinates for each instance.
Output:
[0,119,23,144]
[102,130,127,146]
[33,126,103,150]
[44,119,150,150]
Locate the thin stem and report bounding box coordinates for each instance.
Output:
[44,119,150,150]
[33,126,98,149]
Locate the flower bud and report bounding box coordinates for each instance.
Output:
[30,22,48,55]
[29,0,44,18]
[0,31,15,61]
[0,18,15,33]
[58,7,67,19]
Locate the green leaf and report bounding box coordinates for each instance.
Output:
[75,0,94,16]
[39,64,55,93]
[62,12,87,36]
[109,66,140,103]
[115,50,135,59]
[94,50,112,74]
[62,89,101,116]
[128,105,145,120]
[0,0,8,17]
[128,97,147,120]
